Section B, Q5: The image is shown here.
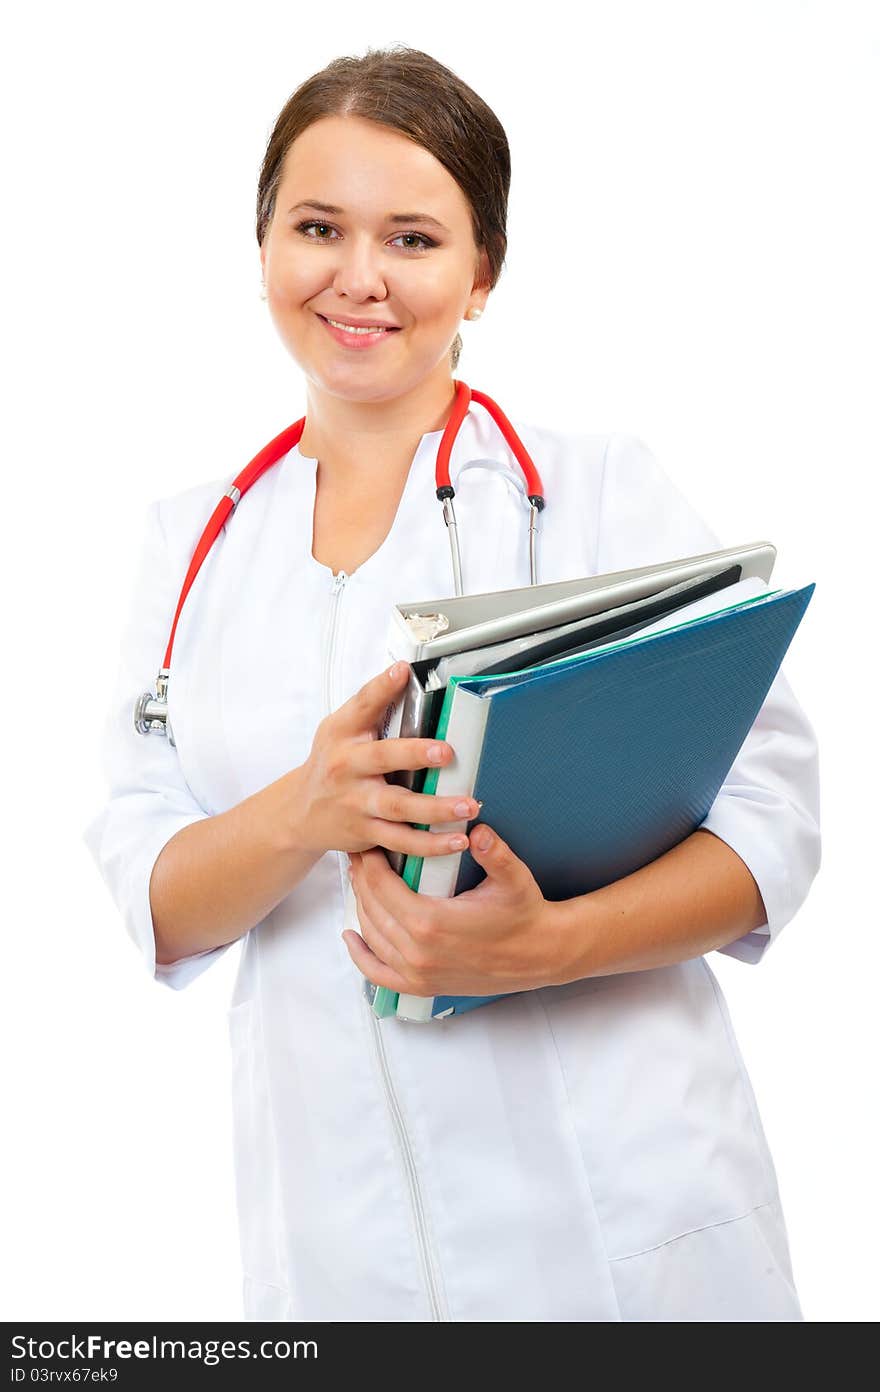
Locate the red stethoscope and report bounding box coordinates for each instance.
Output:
[135,379,546,741]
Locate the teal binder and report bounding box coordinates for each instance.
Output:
[369,582,814,1022]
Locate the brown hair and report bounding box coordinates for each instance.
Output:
[256,45,511,372]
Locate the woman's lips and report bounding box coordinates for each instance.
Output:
[317,314,402,350]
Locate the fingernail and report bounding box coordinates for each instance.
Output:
[449,835,468,850]
[427,744,445,762]
[473,825,493,850]
[453,799,473,817]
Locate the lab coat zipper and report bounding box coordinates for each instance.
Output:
[322,568,448,1324]
[368,1022,448,1321]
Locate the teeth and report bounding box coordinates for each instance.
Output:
[326,317,390,335]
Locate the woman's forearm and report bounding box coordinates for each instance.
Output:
[150,764,322,965]
[554,828,768,981]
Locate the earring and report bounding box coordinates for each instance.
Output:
[466,307,483,321]
[259,280,267,301]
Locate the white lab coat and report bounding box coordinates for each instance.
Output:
[84,403,821,1322]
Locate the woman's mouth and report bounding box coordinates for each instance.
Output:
[316,314,402,350]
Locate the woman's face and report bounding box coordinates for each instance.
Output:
[260,115,490,402]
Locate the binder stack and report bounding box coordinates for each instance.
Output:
[362,542,814,1023]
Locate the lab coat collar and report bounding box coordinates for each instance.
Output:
[284,402,529,595]
[289,399,524,500]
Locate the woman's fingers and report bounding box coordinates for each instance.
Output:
[346,878,411,987]
[366,820,471,858]
[353,733,457,777]
[334,659,412,740]
[368,780,481,829]
[343,928,410,992]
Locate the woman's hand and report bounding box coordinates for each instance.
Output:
[343,822,572,998]
[292,661,482,859]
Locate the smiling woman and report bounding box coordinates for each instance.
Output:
[256,113,496,484]
[252,57,510,561]
[255,48,509,389]
[84,42,821,1325]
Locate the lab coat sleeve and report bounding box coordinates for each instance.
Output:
[593,432,821,963]
[83,498,234,990]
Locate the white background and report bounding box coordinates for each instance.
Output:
[3,0,877,1323]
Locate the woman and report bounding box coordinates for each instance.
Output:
[84,46,821,1321]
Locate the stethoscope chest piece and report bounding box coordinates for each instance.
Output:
[135,667,175,744]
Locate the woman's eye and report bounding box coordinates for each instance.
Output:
[295,221,434,252]
[390,232,434,252]
[297,221,338,241]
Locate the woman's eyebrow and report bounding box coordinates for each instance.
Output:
[287,200,450,233]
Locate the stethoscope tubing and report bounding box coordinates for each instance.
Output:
[135,379,545,739]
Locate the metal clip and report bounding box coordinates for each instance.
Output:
[403,612,451,643]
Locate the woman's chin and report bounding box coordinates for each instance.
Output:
[308,355,434,403]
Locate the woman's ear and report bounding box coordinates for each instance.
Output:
[472,247,492,310]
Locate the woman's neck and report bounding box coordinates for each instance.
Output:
[298,372,458,485]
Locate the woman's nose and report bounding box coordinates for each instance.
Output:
[330,234,390,302]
